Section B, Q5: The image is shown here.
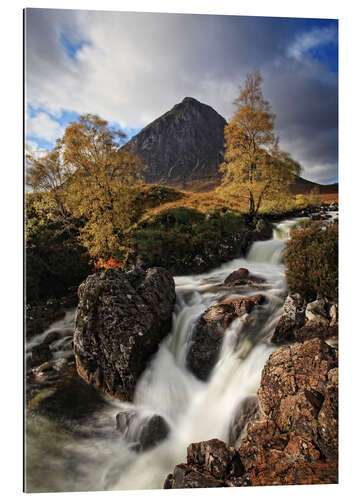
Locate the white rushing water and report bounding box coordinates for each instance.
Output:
[25,217,304,492]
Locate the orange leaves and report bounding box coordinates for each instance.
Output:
[94,257,123,270]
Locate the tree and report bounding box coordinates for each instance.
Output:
[219,70,301,216]
[62,114,144,261]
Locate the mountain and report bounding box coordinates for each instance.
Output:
[125,97,338,195]
[125,97,226,187]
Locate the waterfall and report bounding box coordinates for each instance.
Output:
[25,217,300,492]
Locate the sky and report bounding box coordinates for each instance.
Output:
[25,8,338,184]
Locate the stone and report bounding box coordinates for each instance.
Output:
[305,299,329,326]
[73,267,176,401]
[238,339,338,486]
[31,343,53,367]
[164,439,243,489]
[116,410,170,451]
[271,294,305,343]
[186,295,265,380]
[228,395,259,447]
[224,268,265,288]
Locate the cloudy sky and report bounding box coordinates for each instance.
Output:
[25,8,338,184]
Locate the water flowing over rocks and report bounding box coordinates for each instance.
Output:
[73,267,176,401]
[116,410,170,451]
[166,338,338,488]
[186,294,265,380]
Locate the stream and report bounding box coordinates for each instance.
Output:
[25,215,335,492]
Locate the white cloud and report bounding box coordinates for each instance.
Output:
[26,112,65,143]
[287,25,337,60]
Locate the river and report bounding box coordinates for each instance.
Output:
[25,216,329,492]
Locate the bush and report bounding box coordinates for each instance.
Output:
[25,193,91,303]
[130,206,245,270]
[285,221,338,302]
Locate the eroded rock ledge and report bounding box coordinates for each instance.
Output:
[73,267,176,401]
[165,338,338,488]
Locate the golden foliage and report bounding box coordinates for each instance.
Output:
[218,70,301,216]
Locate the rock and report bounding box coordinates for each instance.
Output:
[73,267,176,401]
[238,338,338,486]
[31,343,53,367]
[116,410,170,451]
[164,439,243,489]
[254,219,273,240]
[329,304,338,326]
[124,97,227,187]
[271,294,305,343]
[42,331,64,346]
[228,395,259,447]
[186,295,265,380]
[305,299,329,326]
[224,268,265,288]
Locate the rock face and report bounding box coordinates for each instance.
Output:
[238,338,338,486]
[125,97,226,186]
[164,439,244,489]
[73,267,176,401]
[186,295,265,380]
[271,295,338,344]
[166,338,338,488]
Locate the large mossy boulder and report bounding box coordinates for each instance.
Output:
[73,267,176,401]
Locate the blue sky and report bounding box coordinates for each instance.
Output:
[25,10,338,184]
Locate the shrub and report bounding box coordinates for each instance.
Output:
[129,206,245,270]
[25,193,91,303]
[285,221,338,302]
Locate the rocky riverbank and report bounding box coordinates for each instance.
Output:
[164,338,338,488]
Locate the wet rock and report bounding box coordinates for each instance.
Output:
[164,439,243,488]
[228,395,259,447]
[238,338,338,486]
[223,268,265,288]
[271,294,305,343]
[42,331,64,346]
[186,295,265,380]
[116,410,170,451]
[31,343,53,367]
[73,267,176,401]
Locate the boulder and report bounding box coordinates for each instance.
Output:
[116,410,170,451]
[31,343,53,367]
[223,268,265,288]
[73,267,176,401]
[238,338,338,486]
[305,299,330,326]
[271,294,305,343]
[186,295,265,380]
[272,296,338,344]
[163,439,243,489]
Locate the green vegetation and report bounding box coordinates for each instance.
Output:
[130,206,245,270]
[285,221,338,302]
[25,192,91,302]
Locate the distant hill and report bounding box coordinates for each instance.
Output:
[125,97,337,195]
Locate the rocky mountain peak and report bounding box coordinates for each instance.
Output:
[125,97,227,187]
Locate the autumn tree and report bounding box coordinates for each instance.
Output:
[62,114,144,261]
[219,70,301,216]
